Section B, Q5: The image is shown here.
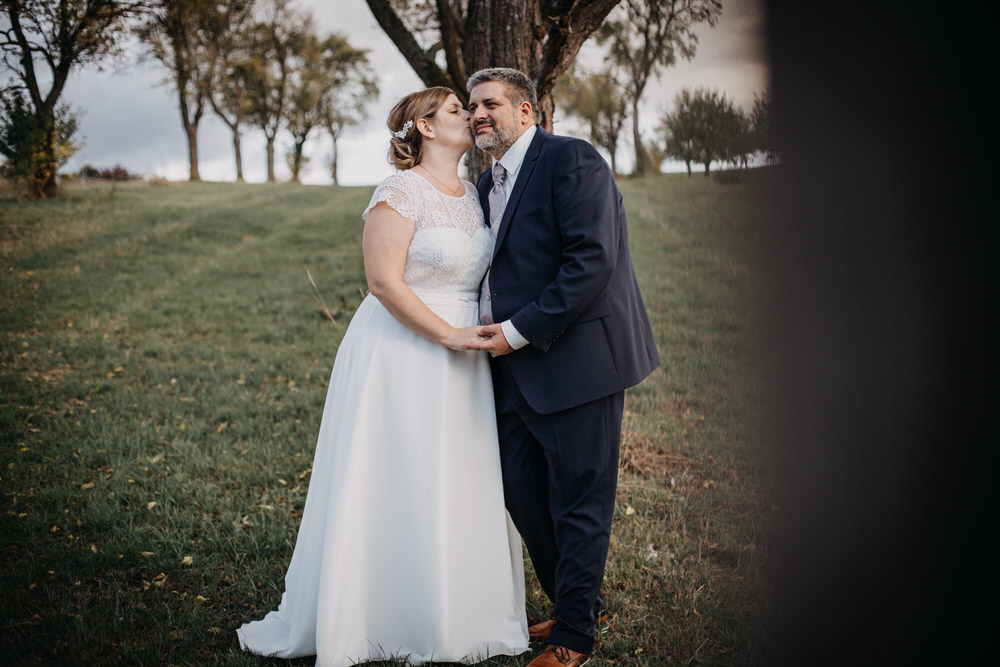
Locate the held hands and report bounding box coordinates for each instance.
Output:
[468,324,514,356]
[442,324,513,355]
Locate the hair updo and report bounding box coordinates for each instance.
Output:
[387,86,455,170]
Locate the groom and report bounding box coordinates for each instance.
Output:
[468,68,660,666]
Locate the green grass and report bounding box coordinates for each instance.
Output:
[1,171,773,666]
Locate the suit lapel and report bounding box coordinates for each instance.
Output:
[477,171,491,221]
[492,126,546,258]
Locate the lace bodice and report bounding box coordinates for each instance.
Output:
[362,170,493,294]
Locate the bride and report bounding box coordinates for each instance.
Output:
[236,87,529,665]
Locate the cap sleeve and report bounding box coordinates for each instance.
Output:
[362,173,418,223]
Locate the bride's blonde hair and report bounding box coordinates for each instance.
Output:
[387,87,455,170]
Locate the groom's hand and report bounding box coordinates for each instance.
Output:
[472,324,514,356]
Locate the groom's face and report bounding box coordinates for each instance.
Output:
[469,81,529,159]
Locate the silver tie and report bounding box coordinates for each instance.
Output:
[480,162,506,325]
[488,161,506,233]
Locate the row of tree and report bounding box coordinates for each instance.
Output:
[555,72,776,177]
[138,0,376,184]
[3,0,761,199]
[1,0,376,198]
[660,87,775,176]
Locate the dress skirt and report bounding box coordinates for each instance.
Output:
[236,290,528,666]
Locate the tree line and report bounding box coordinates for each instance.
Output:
[553,1,776,177]
[3,0,772,200]
[1,0,376,198]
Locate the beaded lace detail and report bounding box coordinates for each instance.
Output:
[363,170,493,294]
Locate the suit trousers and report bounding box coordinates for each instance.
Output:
[490,356,624,655]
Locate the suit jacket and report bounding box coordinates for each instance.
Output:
[478,126,660,414]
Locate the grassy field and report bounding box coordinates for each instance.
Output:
[1,171,773,666]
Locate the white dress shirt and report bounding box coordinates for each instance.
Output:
[491,124,537,351]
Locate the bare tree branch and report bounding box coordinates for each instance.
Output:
[364,0,450,88]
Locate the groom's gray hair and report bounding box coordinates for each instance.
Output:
[467,68,540,122]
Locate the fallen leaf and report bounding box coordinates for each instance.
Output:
[141,551,154,557]
[194,595,209,604]
[147,501,157,510]
[207,627,222,634]
[80,482,94,490]
[216,421,229,433]
[181,556,193,566]
[625,506,636,516]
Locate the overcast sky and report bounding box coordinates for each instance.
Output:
[54,0,768,186]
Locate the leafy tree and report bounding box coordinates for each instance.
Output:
[365,0,620,175]
[1,0,144,198]
[322,73,377,186]
[751,88,778,163]
[204,4,260,182]
[598,0,722,176]
[138,0,254,182]
[284,33,375,184]
[318,48,377,187]
[721,104,753,169]
[210,43,254,181]
[661,87,747,177]
[660,89,698,175]
[0,88,80,188]
[242,0,309,182]
[554,67,627,175]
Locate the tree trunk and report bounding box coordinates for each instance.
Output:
[631,97,649,176]
[290,140,304,183]
[233,127,244,182]
[462,0,545,181]
[609,148,618,176]
[178,85,202,181]
[265,134,276,182]
[185,121,201,181]
[330,136,339,185]
[464,147,491,183]
[33,118,59,199]
[685,160,692,177]
[704,162,711,176]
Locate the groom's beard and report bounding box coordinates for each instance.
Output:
[474,119,518,157]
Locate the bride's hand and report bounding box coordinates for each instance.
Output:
[444,325,495,351]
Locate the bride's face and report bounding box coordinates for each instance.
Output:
[425,94,473,151]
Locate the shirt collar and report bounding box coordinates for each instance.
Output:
[496,124,537,181]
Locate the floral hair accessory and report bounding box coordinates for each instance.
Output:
[391,119,413,140]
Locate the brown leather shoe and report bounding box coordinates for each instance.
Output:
[526,644,590,667]
[528,612,612,642]
[528,618,557,642]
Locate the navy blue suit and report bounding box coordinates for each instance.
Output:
[478,127,659,654]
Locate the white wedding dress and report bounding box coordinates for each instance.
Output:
[237,170,529,665]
